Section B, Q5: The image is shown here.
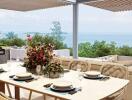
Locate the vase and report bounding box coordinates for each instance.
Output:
[26,68,36,74]
[36,65,43,75]
[49,72,60,78]
[26,65,43,75]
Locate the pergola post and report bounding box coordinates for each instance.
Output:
[73,3,79,59]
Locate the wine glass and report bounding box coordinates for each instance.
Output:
[6,60,12,72]
[77,64,83,88]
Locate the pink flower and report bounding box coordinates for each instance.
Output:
[27,36,32,41]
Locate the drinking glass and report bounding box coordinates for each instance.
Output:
[7,60,13,72]
[77,65,83,88]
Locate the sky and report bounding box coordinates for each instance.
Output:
[0,4,132,35]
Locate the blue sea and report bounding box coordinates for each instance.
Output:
[63,33,132,47]
[1,32,132,47]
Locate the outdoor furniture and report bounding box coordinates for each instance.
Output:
[0,62,129,100]
[58,57,73,69]
[54,56,132,100]
[0,92,14,100]
[101,64,128,100]
[69,60,90,72]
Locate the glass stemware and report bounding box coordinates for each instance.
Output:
[77,65,83,89]
[6,60,12,72]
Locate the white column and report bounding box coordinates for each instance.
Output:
[73,3,78,59]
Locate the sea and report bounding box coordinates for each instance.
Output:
[1,32,132,47]
[63,33,132,47]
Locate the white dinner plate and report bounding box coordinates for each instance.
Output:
[50,85,75,92]
[16,72,32,78]
[13,76,34,81]
[84,71,101,77]
[53,80,72,88]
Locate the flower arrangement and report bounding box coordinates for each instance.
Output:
[44,62,64,74]
[23,34,64,76]
[44,62,64,78]
[23,44,54,73]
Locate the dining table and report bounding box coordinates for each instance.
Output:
[0,61,129,100]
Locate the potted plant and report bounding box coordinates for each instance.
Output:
[44,62,64,78]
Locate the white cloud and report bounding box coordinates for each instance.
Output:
[0,4,131,34]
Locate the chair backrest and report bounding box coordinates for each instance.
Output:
[61,58,73,69]
[101,64,128,79]
[69,60,90,72]
[52,57,73,69]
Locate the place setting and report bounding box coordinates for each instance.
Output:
[44,80,81,95]
[9,72,38,82]
[83,71,110,81]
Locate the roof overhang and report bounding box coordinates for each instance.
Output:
[0,0,71,11]
[83,0,132,12]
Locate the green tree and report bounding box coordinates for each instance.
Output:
[78,41,117,57]
[43,35,67,49]
[29,33,44,46]
[0,32,25,47]
[6,32,17,39]
[117,45,132,56]
[78,42,95,57]
[28,33,67,49]
[50,21,66,41]
[9,38,26,47]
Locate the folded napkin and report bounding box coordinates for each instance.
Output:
[0,68,6,73]
[68,87,82,95]
[43,83,53,88]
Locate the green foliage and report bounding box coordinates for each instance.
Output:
[117,45,132,56]
[28,33,44,46]
[28,34,67,49]
[9,38,25,47]
[6,32,17,39]
[92,41,117,57]
[78,42,95,57]
[0,32,25,47]
[43,35,67,49]
[78,41,118,57]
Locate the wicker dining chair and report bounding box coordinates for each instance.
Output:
[60,58,73,69]
[101,64,128,100]
[69,60,91,72]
